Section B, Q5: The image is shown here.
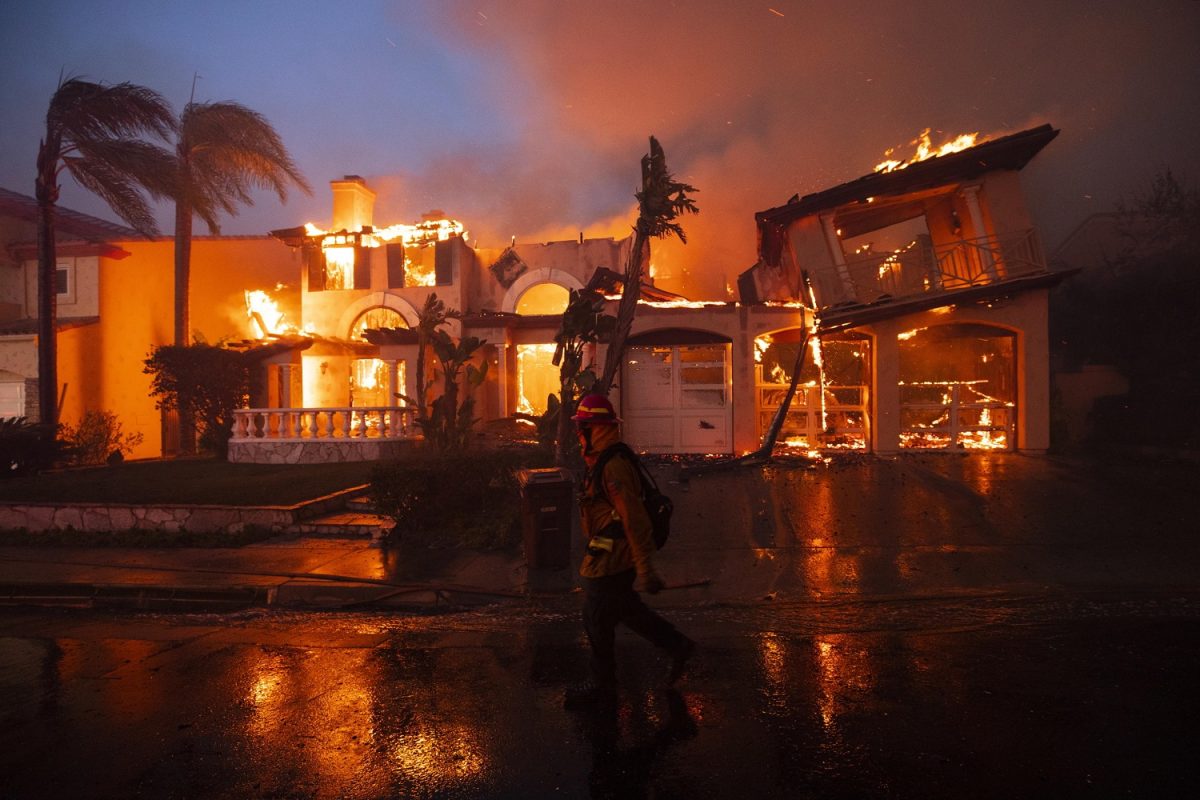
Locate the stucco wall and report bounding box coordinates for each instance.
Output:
[48,236,298,459]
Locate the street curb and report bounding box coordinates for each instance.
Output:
[0,582,270,611]
[0,580,545,613]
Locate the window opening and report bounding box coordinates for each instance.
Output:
[515,343,559,415]
[515,283,569,316]
[350,307,406,342]
[322,246,355,290]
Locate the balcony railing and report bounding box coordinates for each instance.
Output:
[812,229,1047,309]
[231,406,416,441]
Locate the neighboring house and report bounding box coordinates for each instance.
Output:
[0,187,299,457]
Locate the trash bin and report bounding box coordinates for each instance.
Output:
[516,467,574,570]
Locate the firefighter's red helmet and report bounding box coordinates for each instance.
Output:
[571,393,620,425]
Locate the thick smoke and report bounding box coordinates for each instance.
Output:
[372,0,1200,298]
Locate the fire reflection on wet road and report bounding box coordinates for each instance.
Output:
[1,593,1197,799]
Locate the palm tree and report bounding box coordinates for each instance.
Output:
[35,78,175,426]
[596,137,698,394]
[172,100,311,345]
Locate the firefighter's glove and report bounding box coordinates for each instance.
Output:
[641,571,666,595]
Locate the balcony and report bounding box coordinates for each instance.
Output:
[810,229,1048,311]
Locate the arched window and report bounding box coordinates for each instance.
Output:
[349,307,407,341]
[515,283,569,316]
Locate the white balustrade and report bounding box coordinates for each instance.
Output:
[231,406,416,441]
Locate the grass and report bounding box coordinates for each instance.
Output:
[0,459,377,506]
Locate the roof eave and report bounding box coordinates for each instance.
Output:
[757,124,1060,229]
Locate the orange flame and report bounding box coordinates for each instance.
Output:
[874,128,980,174]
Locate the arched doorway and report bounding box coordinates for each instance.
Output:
[897,323,1016,450]
[349,307,408,408]
[514,283,570,415]
[754,329,871,450]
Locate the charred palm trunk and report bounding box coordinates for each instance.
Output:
[596,229,649,395]
[415,334,428,425]
[749,327,810,460]
[35,138,60,427]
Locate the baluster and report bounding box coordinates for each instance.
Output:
[341,409,353,439]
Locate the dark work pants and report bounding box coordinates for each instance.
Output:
[582,568,688,685]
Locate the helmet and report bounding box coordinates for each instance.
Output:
[571,393,621,425]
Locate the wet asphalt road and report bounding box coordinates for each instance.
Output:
[2,590,1198,799]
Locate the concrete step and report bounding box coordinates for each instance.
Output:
[344,494,378,513]
[289,511,395,544]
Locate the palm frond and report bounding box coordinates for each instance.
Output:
[635,135,699,242]
[178,101,311,234]
[64,144,173,236]
[48,78,175,145]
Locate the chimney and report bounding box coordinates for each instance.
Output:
[330,175,376,232]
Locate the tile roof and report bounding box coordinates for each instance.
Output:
[0,187,140,242]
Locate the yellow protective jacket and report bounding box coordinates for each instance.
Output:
[578,427,657,579]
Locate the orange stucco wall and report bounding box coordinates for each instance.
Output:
[54,236,298,458]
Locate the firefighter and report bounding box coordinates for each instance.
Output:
[565,393,695,708]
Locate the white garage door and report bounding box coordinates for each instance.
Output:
[623,343,732,454]
[0,381,25,419]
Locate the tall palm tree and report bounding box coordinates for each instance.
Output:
[35,78,175,426]
[596,137,698,394]
[172,100,311,345]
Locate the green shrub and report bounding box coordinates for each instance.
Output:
[0,417,65,478]
[370,446,554,549]
[60,410,145,466]
[144,343,257,458]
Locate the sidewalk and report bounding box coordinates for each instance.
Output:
[2,453,1197,612]
[0,534,556,612]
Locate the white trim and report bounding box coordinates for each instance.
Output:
[501,268,585,314]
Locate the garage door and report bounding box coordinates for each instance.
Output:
[623,342,732,454]
[0,380,24,419]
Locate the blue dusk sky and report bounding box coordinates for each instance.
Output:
[2,0,1198,295]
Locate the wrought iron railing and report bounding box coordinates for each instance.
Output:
[813,229,1047,308]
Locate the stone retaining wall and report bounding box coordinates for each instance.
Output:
[227,438,414,464]
[0,485,366,535]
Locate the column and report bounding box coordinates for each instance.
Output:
[959,185,999,281]
[871,323,901,454]
[820,213,854,300]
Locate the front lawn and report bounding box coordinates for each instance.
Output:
[0,459,377,506]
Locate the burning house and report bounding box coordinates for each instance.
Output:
[235,175,802,462]
[740,124,1066,453]
[1,124,1066,462]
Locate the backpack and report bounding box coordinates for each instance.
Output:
[590,442,674,550]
